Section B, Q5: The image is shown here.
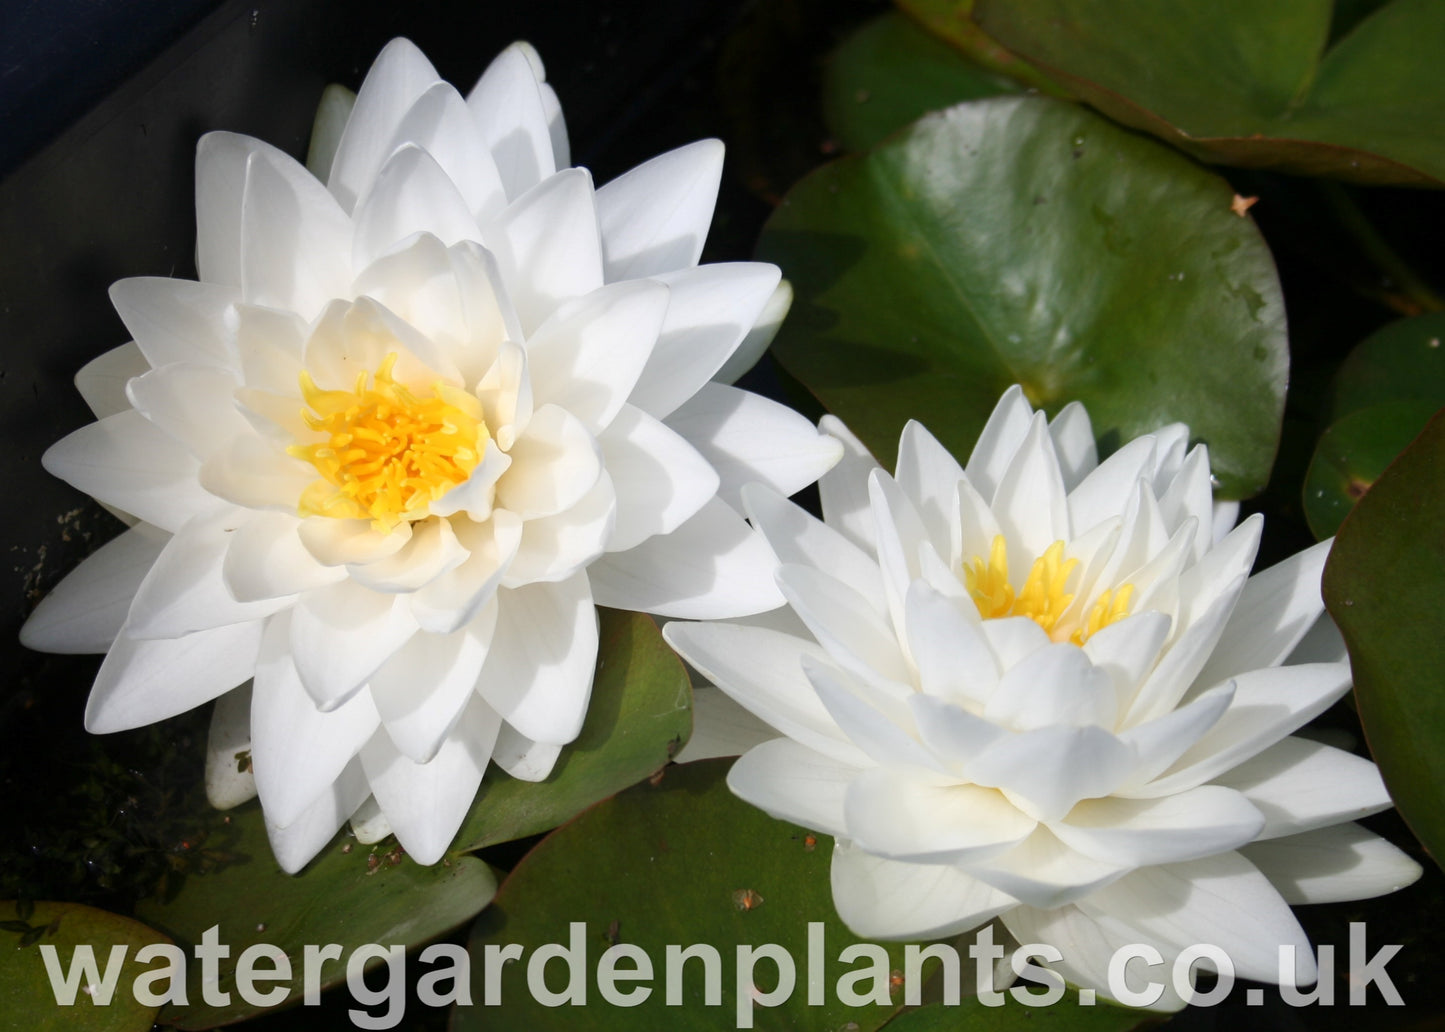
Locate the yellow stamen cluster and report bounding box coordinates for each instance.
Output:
[963,535,1133,645]
[289,354,487,531]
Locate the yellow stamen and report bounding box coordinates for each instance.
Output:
[288,353,487,531]
[963,535,1133,644]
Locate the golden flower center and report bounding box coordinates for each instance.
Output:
[963,535,1133,645]
[288,353,487,531]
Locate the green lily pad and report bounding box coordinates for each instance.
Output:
[1303,400,1439,539]
[459,759,924,1031]
[757,95,1287,497]
[0,901,172,1032]
[452,608,692,852]
[823,12,1021,152]
[895,0,1070,96]
[970,0,1445,185]
[134,804,496,1029]
[1329,312,1445,422]
[880,996,1147,1030]
[1323,410,1445,868]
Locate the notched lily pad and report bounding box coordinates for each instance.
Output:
[758,95,1287,497]
[1303,400,1439,539]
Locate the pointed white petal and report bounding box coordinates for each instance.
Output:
[963,385,1033,502]
[777,562,911,686]
[713,278,792,386]
[495,404,603,518]
[265,759,371,873]
[288,579,418,709]
[589,497,783,618]
[1240,823,1423,905]
[1048,401,1097,490]
[846,768,1036,864]
[110,277,238,370]
[831,842,1016,940]
[1052,786,1264,866]
[990,412,1069,558]
[490,721,563,782]
[486,169,602,334]
[983,643,1116,732]
[194,132,253,287]
[666,383,842,510]
[344,517,469,594]
[674,685,779,763]
[205,684,257,809]
[409,512,521,633]
[466,42,557,201]
[126,364,249,460]
[1065,436,1156,536]
[895,420,966,559]
[297,517,412,567]
[305,83,355,181]
[966,724,1136,823]
[384,82,505,222]
[726,737,858,836]
[967,827,1132,908]
[223,511,347,601]
[474,571,597,745]
[817,415,882,553]
[351,144,481,269]
[20,524,168,654]
[74,342,150,421]
[599,403,717,551]
[85,620,263,733]
[199,433,317,513]
[503,470,616,586]
[595,138,723,280]
[1211,736,1393,839]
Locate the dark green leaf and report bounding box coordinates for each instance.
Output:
[0,901,171,1032]
[1329,312,1445,422]
[134,803,496,1029]
[1303,401,1438,538]
[971,0,1445,185]
[895,0,1071,95]
[1323,411,1445,867]
[880,996,1148,1031]
[758,96,1287,496]
[452,609,691,852]
[459,759,923,1031]
[823,12,1020,152]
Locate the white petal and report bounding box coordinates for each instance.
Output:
[486,168,601,335]
[110,277,238,370]
[74,342,151,421]
[526,280,669,433]
[223,511,347,601]
[662,621,865,765]
[1115,682,1235,793]
[44,411,211,532]
[538,77,569,168]
[1287,611,1348,665]
[982,643,1116,732]
[349,796,392,845]
[966,724,1136,823]
[1048,401,1097,491]
[1140,662,1354,797]
[595,138,723,280]
[361,696,502,864]
[777,562,911,687]
[126,364,249,460]
[234,304,307,396]
[205,684,257,809]
[588,497,783,618]
[1159,445,1214,561]
[1052,786,1264,867]
[1240,823,1423,905]
[251,614,380,827]
[466,42,557,201]
[990,412,1069,558]
[371,606,494,763]
[1065,436,1156,536]
[714,278,792,386]
[666,383,843,510]
[266,759,371,873]
[409,512,521,633]
[674,686,779,763]
[344,517,469,593]
[1211,736,1393,840]
[966,827,1132,908]
[806,659,951,780]
[305,83,355,182]
[327,37,443,213]
[846,769,1037,864]
[742,483,885,618]
[473,339,533,453]
[628,262,781,419]
[726,737,858,836]
[503,468,616,585]
[1079,853,1316,985]
[831,842,1016,940]
[384,82,506,222]
[1193,539,1333,688]
[301,295,460,390]
[474,571,597,745]
[297,517,412,567]
[817,415,883,553]
[194,132,253,287]
[895,420,965,559]
[495,404,603,518]
[84,620,263,733]
[963,385,1034,502]
[20,524,168,654]
[127,508,293,638]
[599,404,717,551]
[199,433,317,513]
[490,721,563,781]
[1082,610,1171,715]
[351,144,481,269]
[240,144,353,318]
[288,579,419,709]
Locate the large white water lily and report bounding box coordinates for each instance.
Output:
[21,38,841,873]
[665,387,1420,1008]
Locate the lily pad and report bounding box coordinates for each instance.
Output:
[895,0,1070,96]
[1323,410,1445,867]
[458,759,922,1031]
[1303,400,1439,538]
[880,996,1147,1030]
[970,0,1445,185]
[0,900,172,1032]
[823,12,1021,152]
[757,95,1287,497]
[1328,312,1445,422]
[452,608,692,852]
[135,804,496,1029]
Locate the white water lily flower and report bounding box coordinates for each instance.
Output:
[665,387,1421,1008]
[21,38,841,873]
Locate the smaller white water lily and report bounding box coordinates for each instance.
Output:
[665,388,1421,1008]
[21,38,840,873]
